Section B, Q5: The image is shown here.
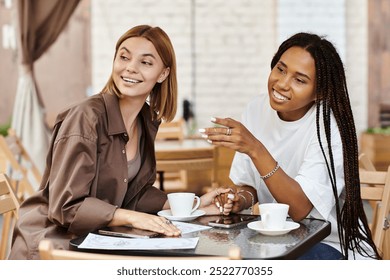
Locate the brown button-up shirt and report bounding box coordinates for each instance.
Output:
[9,93,167,259]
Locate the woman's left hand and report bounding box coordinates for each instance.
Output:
[200,187,234,215]
[110,209,181,237]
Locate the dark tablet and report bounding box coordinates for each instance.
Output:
[98,226,161,239]
[207,214,258,228]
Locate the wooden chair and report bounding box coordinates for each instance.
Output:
[39,239,241,260]
[0,129,42,200]
[156,119,185,141]
[359,153,377,172]
[157,148,218,195]
[0,173,20,259]
[155,119,187,192]
[359,153,382,226]
[359,165,390,258]
[201,146,235,192]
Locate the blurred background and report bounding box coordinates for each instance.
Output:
[1,0,389,171]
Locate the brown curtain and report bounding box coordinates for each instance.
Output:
[11,0,80,176]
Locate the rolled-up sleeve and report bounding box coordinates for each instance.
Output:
[135,185,167,214]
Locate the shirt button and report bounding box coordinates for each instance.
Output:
[124,179,127,183]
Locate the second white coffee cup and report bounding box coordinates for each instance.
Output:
[259,203,289,229]
[168,192,201,217]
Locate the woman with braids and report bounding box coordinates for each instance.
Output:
[199,32,380,259]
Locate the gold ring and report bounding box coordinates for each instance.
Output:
[226,128,232,136]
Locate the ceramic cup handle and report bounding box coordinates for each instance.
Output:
[191,196,201,213]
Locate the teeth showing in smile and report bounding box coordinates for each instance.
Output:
[273,90,289,101]
[122,77,140,83]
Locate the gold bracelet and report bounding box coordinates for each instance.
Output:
[260,161,280,180]
[237,194,247,211]
[238,190,255,215]
[244,190,255,215]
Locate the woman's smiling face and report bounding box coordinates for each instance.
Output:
[112,37,169,99]
[267,46,316,121]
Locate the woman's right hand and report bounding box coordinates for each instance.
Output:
[199,117,261,158]
[109,208,181,237]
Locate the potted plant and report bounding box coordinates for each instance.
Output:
[0,120,11,136]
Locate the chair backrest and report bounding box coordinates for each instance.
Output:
[359,153,377,171]
[359,153,381,227]
[7,129,42,183]
[156,146,218,195]
[156,119,185,141]
[0,173,20,259]
[0,129,42,199]
[213,146,235,187]
[359,165,390,257]
[155,119,186,192]
[39,239,241,260]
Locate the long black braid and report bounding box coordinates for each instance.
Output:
[270,33,380,259]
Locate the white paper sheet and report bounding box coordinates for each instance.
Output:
[78,234,199,250]
[78,222,210,250]
[172,221,211,234]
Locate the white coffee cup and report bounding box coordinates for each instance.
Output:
[259,203,289,230]
[168,192,201,217]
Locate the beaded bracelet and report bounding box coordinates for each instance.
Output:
[260,161,280,180]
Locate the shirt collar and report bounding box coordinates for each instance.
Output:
[102,93,160,136]
[102,93,126,136]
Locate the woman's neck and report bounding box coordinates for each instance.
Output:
[119,96,145,132]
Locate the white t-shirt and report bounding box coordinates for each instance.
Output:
[230,94,345,247]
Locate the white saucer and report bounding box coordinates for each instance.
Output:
[157,209,206,222]
[247,221,300,236]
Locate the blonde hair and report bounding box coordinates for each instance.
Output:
[101,25,177,122]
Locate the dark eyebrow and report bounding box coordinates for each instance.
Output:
[119,47,157,59]
[278,61,312,81]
